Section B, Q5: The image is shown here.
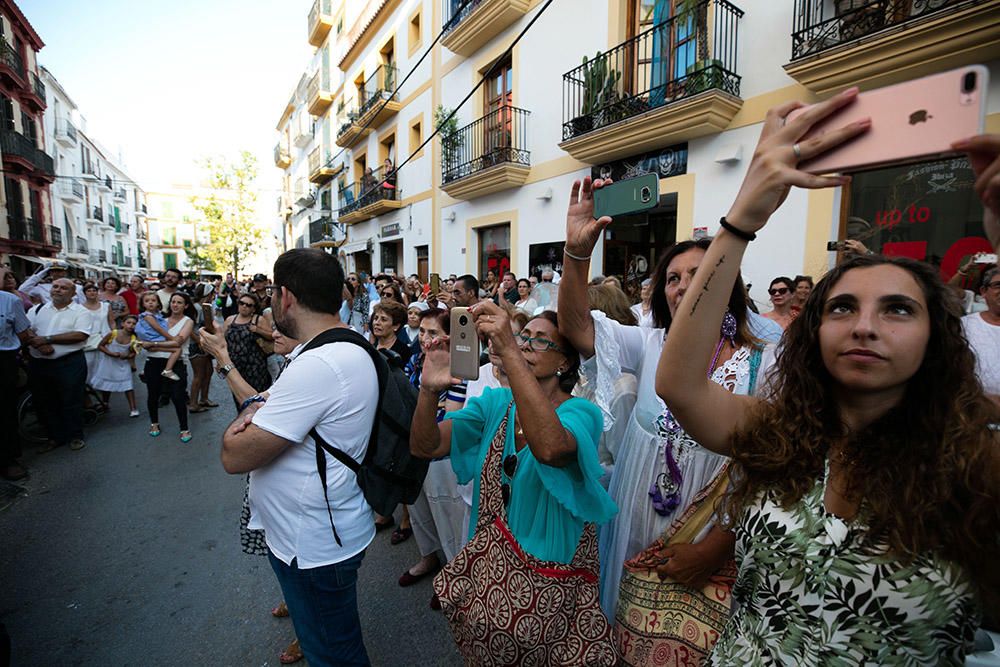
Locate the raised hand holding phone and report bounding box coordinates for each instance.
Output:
[953,133,1000,253]
[565,176,613,259]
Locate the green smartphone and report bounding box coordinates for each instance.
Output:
[593,173,659,219]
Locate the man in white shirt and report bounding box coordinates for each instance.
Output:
[0,273,34,480]
[219,249,378,666]
[962,265,1000,405]
[25,278,91,451]
[156,268,182,312]
[18,260,84,304]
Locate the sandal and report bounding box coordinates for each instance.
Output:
[279,638,303,664]
[180,431,193,443]
[149,423,161,437]
[271,601,289,618]
[188,405,208,413]
[200,400,219,408]
[390,526,413,545]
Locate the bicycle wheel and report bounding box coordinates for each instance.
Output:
[16,393,48,445]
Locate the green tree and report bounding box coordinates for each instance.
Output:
[189,150,261,276]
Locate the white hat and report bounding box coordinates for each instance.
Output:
[408,301,429,313]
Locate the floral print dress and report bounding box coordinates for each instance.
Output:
[709,461,979,666]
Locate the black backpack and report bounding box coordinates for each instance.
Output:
[300,328,426,546]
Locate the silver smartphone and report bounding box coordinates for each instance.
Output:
[449,307,479,381]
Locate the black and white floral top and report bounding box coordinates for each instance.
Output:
[710,461,979,666]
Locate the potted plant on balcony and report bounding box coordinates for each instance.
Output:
[568,52,621,137]
[835,0,885,40]
[435,105,463,180]
[685,58,727,95]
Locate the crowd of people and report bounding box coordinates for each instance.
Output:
[3,96,1000,667]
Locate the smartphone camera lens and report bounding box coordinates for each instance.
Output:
[458,315,468,326]
[640,186,652,203]
[962,71,977,94]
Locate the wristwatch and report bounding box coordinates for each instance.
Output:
[217,363,234,378]
[44,335,52,344]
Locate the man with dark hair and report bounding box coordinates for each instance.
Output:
[157,268,183,312]
[451,274,480,307]
[497,271,518,304]
[215,248,376,665]
[762,276,796,330]
[251,273,271,310]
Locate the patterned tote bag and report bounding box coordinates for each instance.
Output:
[613,466,736,667]
[433,404,617,666]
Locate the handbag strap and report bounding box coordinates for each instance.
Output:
[666,463,731,546]
[475,400,514,532]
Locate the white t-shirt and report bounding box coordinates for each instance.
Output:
[249,338,379,568]
[26,302,90,359]
[962,312,1000,396]
[630,303,654,328]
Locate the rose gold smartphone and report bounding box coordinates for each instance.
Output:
[791,65,988,174]
[449,307,479,381]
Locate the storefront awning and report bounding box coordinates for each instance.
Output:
[341,239,371,255]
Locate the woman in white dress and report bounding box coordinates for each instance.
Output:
[513,279,537,315]
[558,179,763,621]
[80,282,113,387]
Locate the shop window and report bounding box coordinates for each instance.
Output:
[477,224,510,281]
[844,156,990,282]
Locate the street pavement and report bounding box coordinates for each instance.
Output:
[0,376,462,666]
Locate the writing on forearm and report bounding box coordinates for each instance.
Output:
[690,255,726,317]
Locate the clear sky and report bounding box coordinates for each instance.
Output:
[20,0,314,196]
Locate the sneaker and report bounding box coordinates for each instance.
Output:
[129,409,140,418]
[179,430,192,443]
[69,439,86,451]
[161,369,181,381]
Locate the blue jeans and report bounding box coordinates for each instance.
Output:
[268,549,370,667]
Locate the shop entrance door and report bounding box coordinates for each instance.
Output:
[602,192,677,301]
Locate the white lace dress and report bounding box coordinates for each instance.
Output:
[586,310,756,620]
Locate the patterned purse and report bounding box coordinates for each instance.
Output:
[433,404,617,666]
[613,466,736,667]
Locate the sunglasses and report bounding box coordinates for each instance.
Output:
[501,453,518,508]
[381,291,394,298]
[768,287,790,296]
[238,301,255,307]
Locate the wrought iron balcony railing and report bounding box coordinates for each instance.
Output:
[83,162,98,178]
[91,206,104,222]
[442,106,531,183]
[340,165,398,216]
[74,236,88,255]
[31,72,44,100]
[309,216,333,243]
[122,256,133,268]
[56,118,78,144]
[443,0,487,34]
[138,255,147,268]
[114,187,127,200]
[0,130,54,175]
[561,0,743,141]
[48,225,62,247]
[0,38,23,77]
[358,64,398,119]
[103,176,113,190]
[98,249,107,263]
[7,215,42,242]
[337,108,359,138]
[791,0,971,60]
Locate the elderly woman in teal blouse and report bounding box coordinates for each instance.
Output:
[410,301,617,564]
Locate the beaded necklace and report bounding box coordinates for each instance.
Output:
[649,310,737,516]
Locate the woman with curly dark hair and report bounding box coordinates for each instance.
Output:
[657,89,1000,664]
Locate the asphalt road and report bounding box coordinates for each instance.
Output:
[0,375,462,666]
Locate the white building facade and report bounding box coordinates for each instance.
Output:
[43,67,147,280]
[275,0,1000,306]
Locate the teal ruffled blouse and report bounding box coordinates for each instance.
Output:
[445,387,618,564]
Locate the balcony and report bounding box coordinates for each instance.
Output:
[356,64,400,129]
[441,0,530,57]
[0,130,55,179]
[116,223,130,237]
[309,216,335,246]
[309,146,341,184]
[114,187,127,201]
[441,106,531,200]
[274,142,291,168]
[307,70,334,116]
[87,206,104,223]
[106,210,115,227]
[71,236,88,257]
[82,162,99,180]
[6,216,42,243]
[338,166,402,225]
[308,0,334,47]
[48,225,62,248]
[98,250,107,263]
[559,0,744,164]
[136,203,148,217]
[23,71,45,112]
[59,178,85,203]
[293,120,313,148]
[138,254,147,269]
[335,107,372,148]
[786,0,1000,95]
[101,175,113,191]
[55,118,78,147]
[0,38,24,86]
[122,256,133,268]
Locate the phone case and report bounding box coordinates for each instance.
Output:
[449,307,480,381]
[791,65,987,175]
[430,273,440,295]
[593,173,660,219]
